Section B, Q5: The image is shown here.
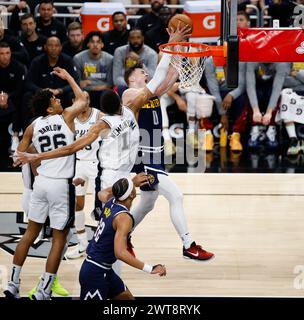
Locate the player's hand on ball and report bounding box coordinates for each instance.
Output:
[152,264,167,277]
[132,172,148,187]
[167,22,192,43]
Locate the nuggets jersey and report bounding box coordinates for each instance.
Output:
[87,197,134,265]
[98,106,139,172]
[135,96,164,168]
[75,108,100,161]
[32,114,75,179]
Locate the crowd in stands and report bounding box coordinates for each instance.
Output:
[0,0,303,171]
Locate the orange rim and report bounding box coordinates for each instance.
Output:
[159,42,226,58]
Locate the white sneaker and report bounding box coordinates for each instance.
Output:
[4,281,20,299]
[10,136,19,153]
[65,243,87,259]
[32,288,51,300]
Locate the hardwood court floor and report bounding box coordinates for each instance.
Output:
[0,173,304,297]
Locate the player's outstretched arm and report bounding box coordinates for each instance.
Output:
[14,120,110,166]
[124,24,191,114]
[113,213,166,277]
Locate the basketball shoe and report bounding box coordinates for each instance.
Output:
[29,276,69,299]
[183,242,214,261]
[4,281,20,299]
[32,288,51,300]
[65,243,87,259]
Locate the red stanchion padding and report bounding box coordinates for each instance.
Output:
[238,28,304,62]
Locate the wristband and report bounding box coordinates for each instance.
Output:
[142,263,153,273]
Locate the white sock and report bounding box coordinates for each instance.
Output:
[42,272,56,295]
[11,264,21,284]
[181,233,193,249]
[162,127,171,141]
[77,232,88,248]
[75,210,85,231]
[285,123,297,138]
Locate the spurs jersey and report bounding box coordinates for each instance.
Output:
[98,106,139,172]
[32,114,75,178]
[75,108,100,161]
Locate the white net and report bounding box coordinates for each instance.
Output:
[166,43,207,90]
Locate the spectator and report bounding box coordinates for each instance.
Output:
[0,42,26,153]
[113,28,158,95]
[144,6,171,53]
[0,18,29,65]
[20,13,47,62]
[23,36,78,126]
[36,0,67,42]
[220,11,249,152]
[246,62,291,148]
[103,11,129,55]
[62,22,84,57]
[73,31,113,109]
[7,0,29,35]
[136,0,165,34]
[268,0,294,27]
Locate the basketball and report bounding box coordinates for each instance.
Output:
[168,14,193,33]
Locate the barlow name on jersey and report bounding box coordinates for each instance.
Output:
[38,124,63,135]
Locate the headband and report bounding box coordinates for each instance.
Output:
[118,178,134,201]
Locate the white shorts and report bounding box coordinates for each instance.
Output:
[75,160,98,196]
[28,175,75,230]
[22,187,32,216]
[97,169,131,190]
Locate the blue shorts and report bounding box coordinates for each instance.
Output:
[133,164,167,191]
[79,260,126,300]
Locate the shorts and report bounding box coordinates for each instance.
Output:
[133,163,167,191]
[28,175,75,230]
[22,187,32,216]
[94,166,131,210]
[79,259,126,300]
[75,160,98,196]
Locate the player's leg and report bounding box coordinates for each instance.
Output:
[4,220,43,299]
[131,189,159,228]
[157,174,214,260]
[108,269,134,300]
[184,90,199,149]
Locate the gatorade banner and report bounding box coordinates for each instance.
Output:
[239,28,304,62]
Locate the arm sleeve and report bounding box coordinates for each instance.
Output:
[229,62,246,100]
[204,57,225,115]
[113,47,127,87]
[246,62,259,109]
[267,63,291,110]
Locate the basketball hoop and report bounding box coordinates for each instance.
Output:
[159,42,226,89]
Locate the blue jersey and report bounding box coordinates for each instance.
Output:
[86,198,134,266]
[134,96,164,169]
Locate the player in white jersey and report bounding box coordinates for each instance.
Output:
[66,99,103,259]
[14,25,192,271]
[5,67,87,300]
[21,161,70,298]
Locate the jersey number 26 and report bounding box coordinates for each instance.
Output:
[38,134,67,152]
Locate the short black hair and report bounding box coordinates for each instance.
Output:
[100,90,121,115]
[124,62,144,85]
[39,0,54,6]
[129,28,143,37]
[112,178,130,200]
[30,89,53,117]
[0,42,10,49]
[112,11,126,19]
[237,10,250,21]
[85,31,103,44]
[20,13,35,22]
